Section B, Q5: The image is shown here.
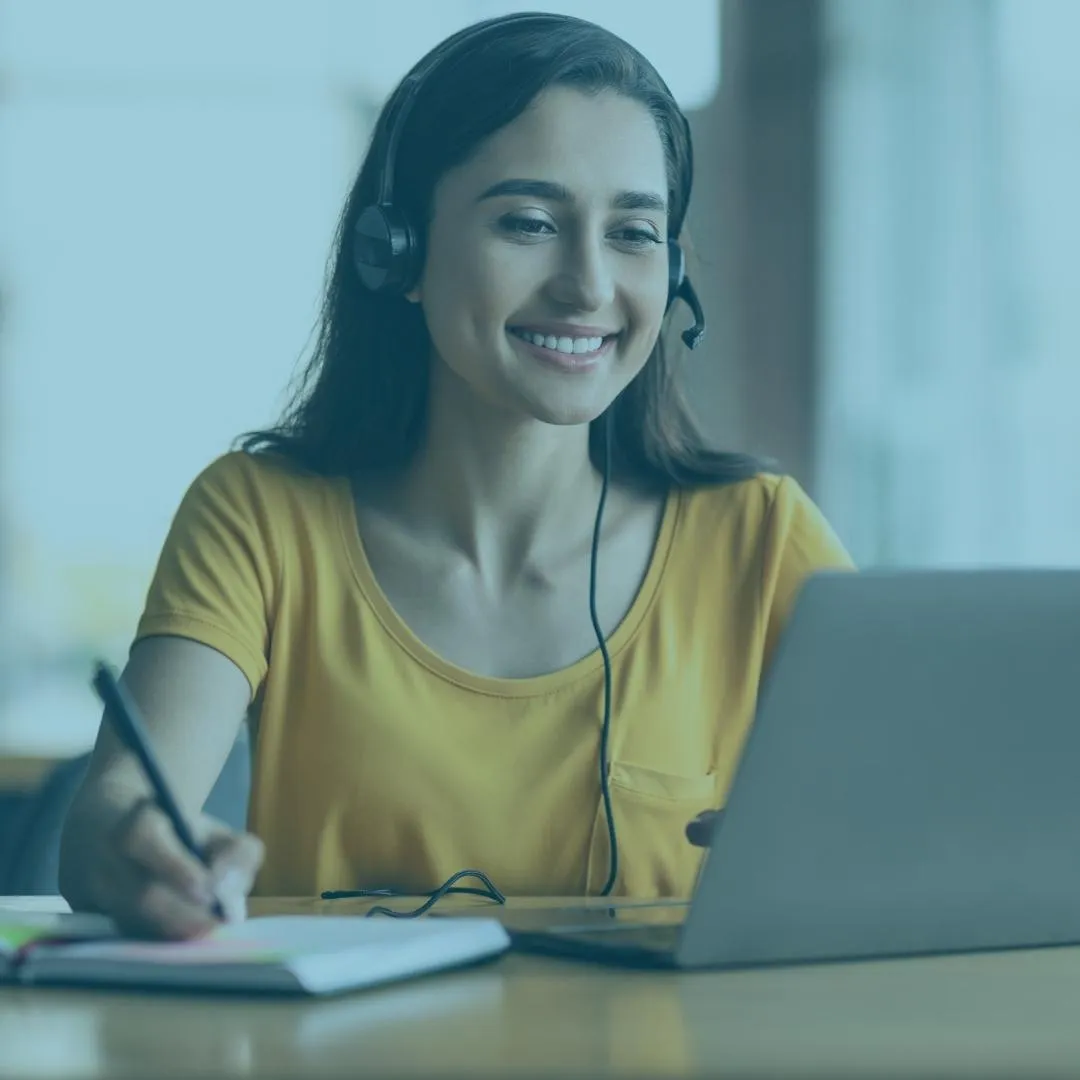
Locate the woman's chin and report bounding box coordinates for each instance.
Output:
[513,385,613,428]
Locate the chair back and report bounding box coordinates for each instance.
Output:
[0,727,251,895]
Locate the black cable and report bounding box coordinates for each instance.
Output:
[590,410,618,896]
[324,413,619,911]
[321,869,505,918]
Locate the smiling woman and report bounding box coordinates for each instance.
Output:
[479,170,669,376]
[58,12,854,940]
[416,86,671,428]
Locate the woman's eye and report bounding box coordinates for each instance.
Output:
[499,216,662,249]
[502,215,555,238]
[614,228,663,248]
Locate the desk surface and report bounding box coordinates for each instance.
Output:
[3,894,1080,1078]
[0,754,60,793]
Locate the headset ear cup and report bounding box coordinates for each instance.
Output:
[353,202,420,294]
[666,240,685,311]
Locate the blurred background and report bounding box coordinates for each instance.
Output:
[0,0,1077,776]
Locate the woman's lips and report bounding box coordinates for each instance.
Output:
[507,329,616,371]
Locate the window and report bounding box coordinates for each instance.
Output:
[818,0,1080,567]
[0,1,722,752]
[0,2,363,748]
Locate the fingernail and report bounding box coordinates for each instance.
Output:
[220,893,247,924]
[214,867,248,895]
[213,868,249,923]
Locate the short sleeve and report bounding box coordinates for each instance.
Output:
[760,475,855,670]
[133,452,280,699]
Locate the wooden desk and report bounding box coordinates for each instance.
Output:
[3,895,1080,1078]
[0,754,59,793]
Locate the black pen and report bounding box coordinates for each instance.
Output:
[91,661,225,920]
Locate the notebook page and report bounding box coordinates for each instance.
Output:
[23,916,504,966]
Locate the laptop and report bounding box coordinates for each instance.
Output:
[511,569,1080,969]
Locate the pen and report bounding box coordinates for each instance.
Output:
[91,661,226,920]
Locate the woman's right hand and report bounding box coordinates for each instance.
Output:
[64,797,265,940]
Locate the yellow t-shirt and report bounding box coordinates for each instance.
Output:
[135,451,853,899]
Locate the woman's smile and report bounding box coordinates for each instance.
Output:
[507,326,619,372]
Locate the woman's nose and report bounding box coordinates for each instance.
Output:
[546,237,616,311]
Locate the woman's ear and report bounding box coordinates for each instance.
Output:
[405,285,422,303]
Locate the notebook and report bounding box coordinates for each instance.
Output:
[0,912,510,995]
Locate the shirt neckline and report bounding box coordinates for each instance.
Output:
[332,476,682,699]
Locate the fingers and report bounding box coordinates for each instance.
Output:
[97,800,262,939]
[113,798,216,901]
[118,873,224,941]
[204,829,265,924]
[94,847,222,941]
[686,809,722,847]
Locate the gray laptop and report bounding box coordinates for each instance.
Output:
[511,569,1080,968]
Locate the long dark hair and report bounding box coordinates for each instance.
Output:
[238,12,768,490]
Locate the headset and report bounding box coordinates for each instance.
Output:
[351,13,708,898]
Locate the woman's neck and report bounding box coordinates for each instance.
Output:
[360,373,606,587]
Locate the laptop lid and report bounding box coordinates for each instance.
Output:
[676,569,1080,968]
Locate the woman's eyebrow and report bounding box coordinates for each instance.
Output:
[476,178,667,213]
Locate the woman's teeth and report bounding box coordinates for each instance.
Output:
[510,328,606,355]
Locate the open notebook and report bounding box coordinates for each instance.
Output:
[0,912,510,995]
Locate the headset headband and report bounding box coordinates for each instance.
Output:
[353,11,705,348]
[375,13,567,208]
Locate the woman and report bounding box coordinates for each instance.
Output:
[59,12,853,939]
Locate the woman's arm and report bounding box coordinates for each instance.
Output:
[58,635,262,936]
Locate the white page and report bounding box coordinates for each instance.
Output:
[26,916,503,965]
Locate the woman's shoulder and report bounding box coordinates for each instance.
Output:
[164,450,348,590]
[186,448,337,509]
[677,470,792,521]
[676,472,853,570]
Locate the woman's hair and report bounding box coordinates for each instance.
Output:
[238,12,768,490]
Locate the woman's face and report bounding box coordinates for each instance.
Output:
[410,86,671,427]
